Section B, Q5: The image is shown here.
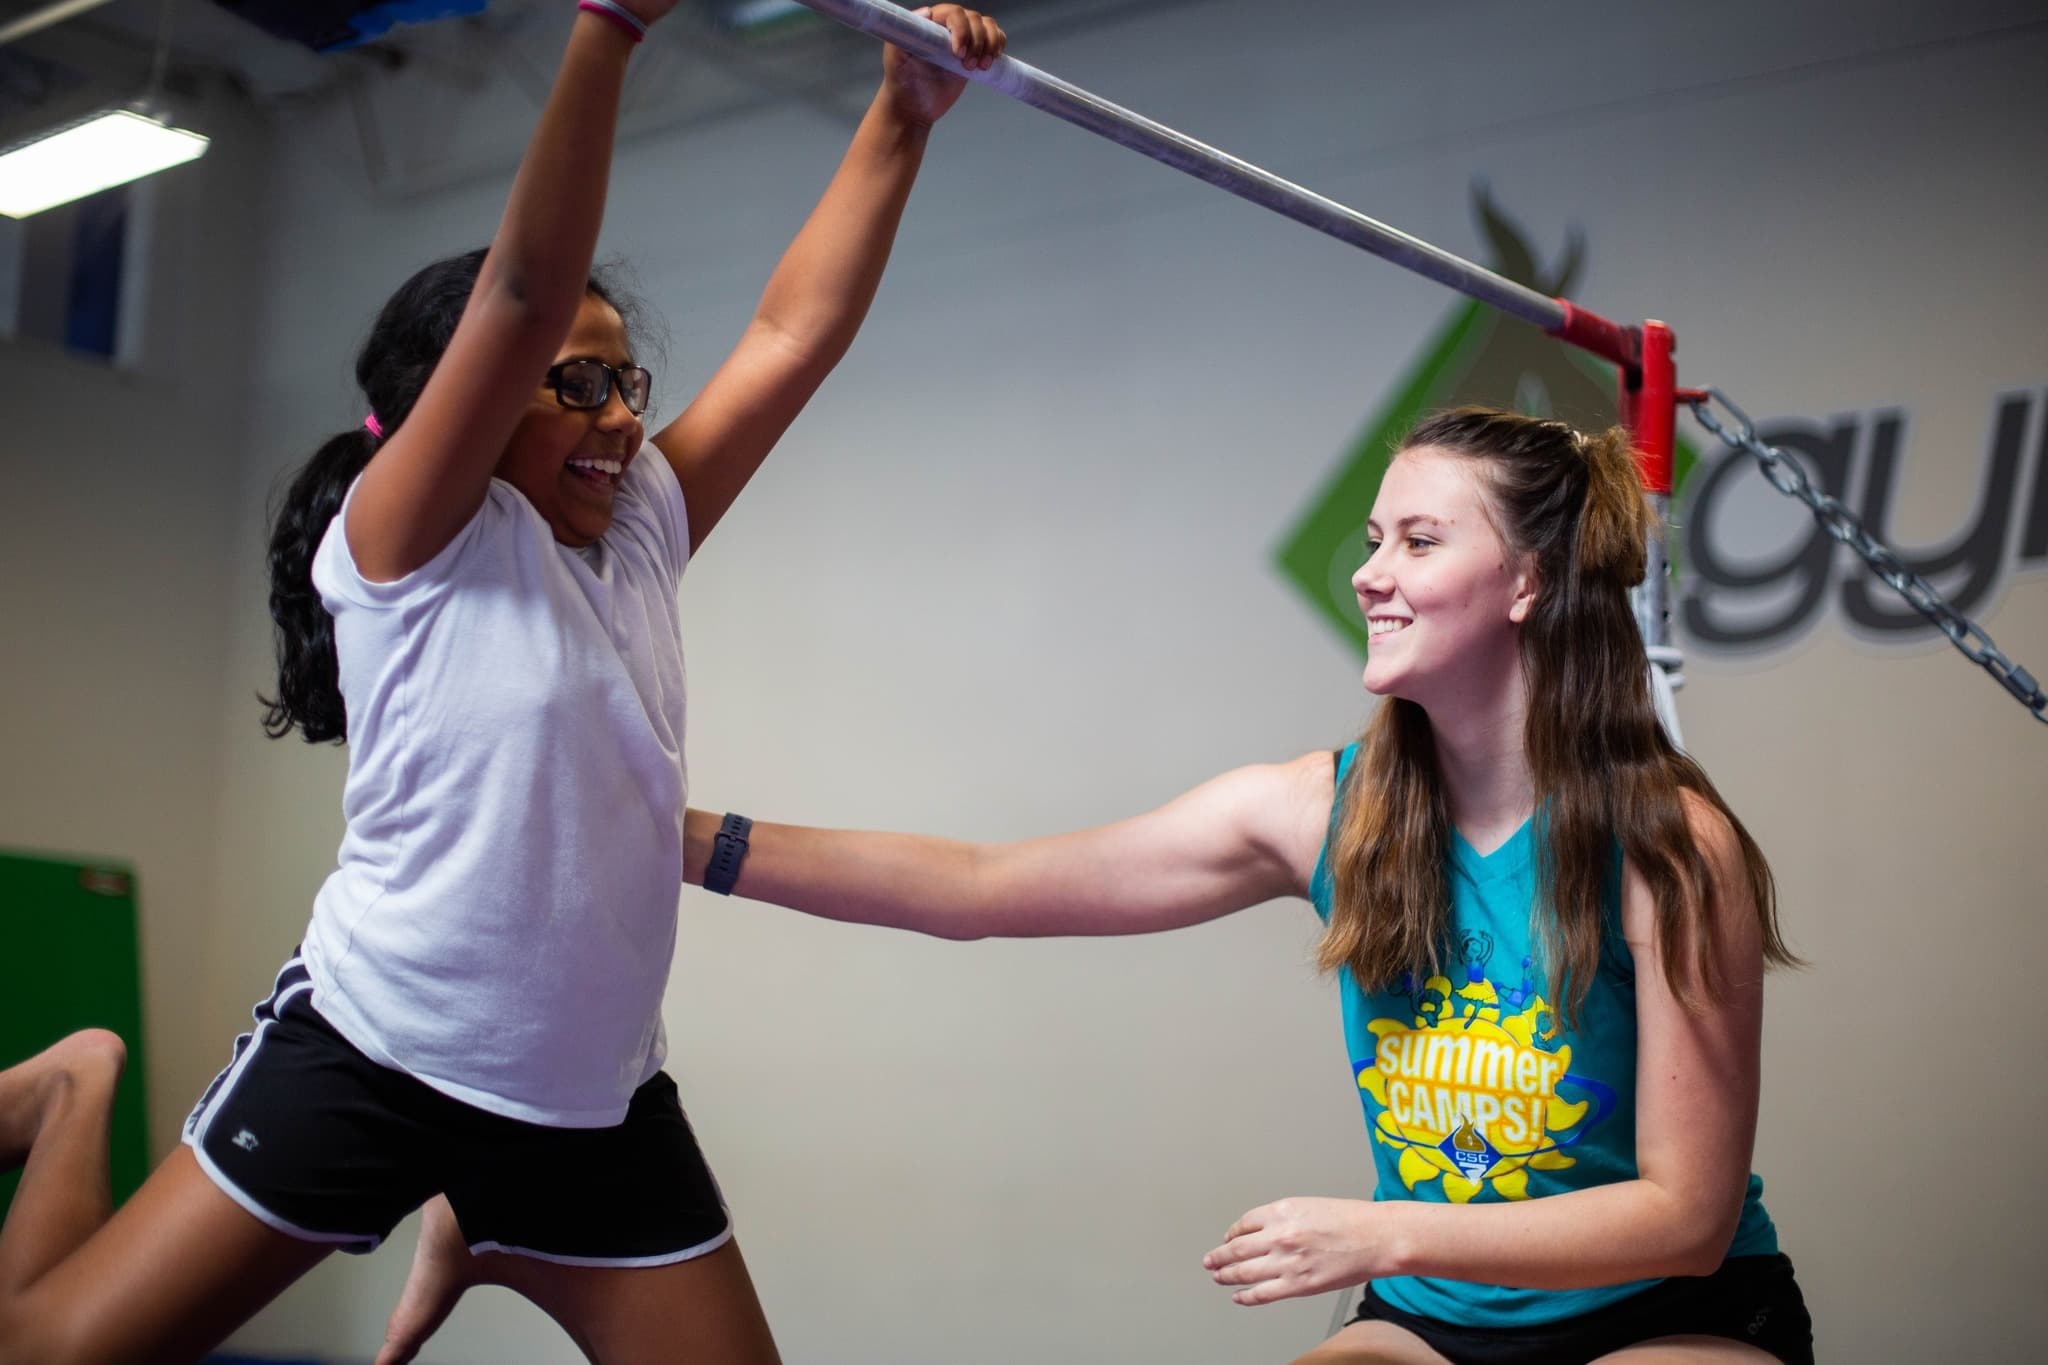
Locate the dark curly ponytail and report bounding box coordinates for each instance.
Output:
[260,247,641,742]
[261,427,382,742]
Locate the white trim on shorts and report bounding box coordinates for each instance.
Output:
[181,986,382,1253]
[466,1213,735,1269]
[466,1151,735,1268]
[183,956,310,1138]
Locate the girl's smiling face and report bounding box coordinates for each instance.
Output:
[493,293,648,547]
[1352,446,1538,707]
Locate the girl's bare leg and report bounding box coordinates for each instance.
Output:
[1291,1320,1455,1365]
[378,1193,780,1365]
[0,1030,127,1292]
[488,1239,780,1365]
[1593,1340,1781,1362]
[0,1032,334,1365]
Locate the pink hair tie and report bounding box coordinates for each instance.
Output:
[577,0,646,42]
[364,413,385,439]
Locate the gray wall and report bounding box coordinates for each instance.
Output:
[5,0,2045,1360]
[0,80,270,1175]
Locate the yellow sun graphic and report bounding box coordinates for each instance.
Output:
[1356,977,1588,1204]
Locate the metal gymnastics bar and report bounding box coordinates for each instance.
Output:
[788,0,1655,375]
[792,0,1682,653]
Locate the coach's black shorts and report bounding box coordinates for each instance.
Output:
[1348,1253,1814,1364]
[182,955,730,1264]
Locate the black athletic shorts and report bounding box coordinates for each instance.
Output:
[1348,1253,1814,1364]
[182,954,731,1264]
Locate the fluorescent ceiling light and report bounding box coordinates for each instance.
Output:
[0,108,209,219]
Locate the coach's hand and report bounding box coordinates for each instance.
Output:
[1203,1196,1386,1306]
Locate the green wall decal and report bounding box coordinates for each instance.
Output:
[0,851,151,1218]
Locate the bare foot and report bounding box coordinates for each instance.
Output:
[0,1030,126,1169]
[376,1194,478,1365]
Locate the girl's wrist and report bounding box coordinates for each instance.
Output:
[871,86,940,140]
[578,0,649,44]
[1369,1200,1422,1279]
[682,808,719,885]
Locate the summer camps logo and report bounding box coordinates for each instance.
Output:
[1357,932,1617,1202]
[1275,187,2048,659]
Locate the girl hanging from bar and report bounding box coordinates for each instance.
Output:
[0,4,1005,1362]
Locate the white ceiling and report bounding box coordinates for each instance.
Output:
[1,0,1206,111]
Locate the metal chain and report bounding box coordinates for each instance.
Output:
[1687,389,2046,724]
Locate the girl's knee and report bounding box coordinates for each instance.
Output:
[66,1030,127,1074]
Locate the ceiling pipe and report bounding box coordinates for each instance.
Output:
[0,0,124,49]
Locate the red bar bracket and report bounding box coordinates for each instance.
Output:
[1548,298,1640,370]
[1620,320,1676,496]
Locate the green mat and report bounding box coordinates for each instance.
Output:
[0,850,151,1216]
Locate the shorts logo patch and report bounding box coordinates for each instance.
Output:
[232,1128,260,1152]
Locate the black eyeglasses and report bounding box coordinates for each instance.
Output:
[546,359,653,416]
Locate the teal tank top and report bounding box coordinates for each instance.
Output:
[1309,743,1777,1327]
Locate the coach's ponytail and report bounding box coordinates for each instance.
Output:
[1572,424,1654,588]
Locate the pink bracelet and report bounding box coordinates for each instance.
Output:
[577,0,646,43]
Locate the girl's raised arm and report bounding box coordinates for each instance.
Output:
[650,5,1006,552]
[347,3,678,581]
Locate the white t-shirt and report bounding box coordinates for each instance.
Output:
[305,451,690,1127]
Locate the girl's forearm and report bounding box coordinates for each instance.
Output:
[749,90,933,363]
[684,809,991,938]
[482,15,637,325]
[682,764,1315,942]
[1382,1178,1741,1288]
